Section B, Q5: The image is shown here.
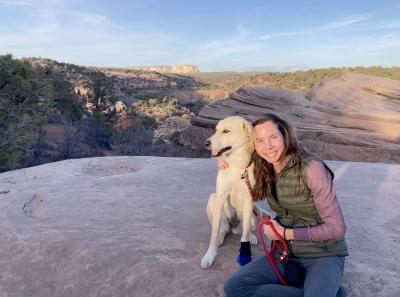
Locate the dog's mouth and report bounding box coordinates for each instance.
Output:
[211,146,232,157]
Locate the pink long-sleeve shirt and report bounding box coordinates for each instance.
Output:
[292,160,347,242]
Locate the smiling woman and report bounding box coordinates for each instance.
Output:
[224,113,349,297]
[254,120,288,172]
[252,114,303,199]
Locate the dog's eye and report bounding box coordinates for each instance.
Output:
[222,129,230,134]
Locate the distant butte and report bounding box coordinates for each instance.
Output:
[129,65,200,74]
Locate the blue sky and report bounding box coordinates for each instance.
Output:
[1,0,399,71]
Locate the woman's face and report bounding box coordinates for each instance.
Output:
[254,121,286,165]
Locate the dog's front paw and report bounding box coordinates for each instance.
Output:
[250,233,258,245]
[237,241,252,266]
[201,248,217,269]
[237,255,252,266]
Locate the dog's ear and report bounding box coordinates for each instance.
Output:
[243,120,256,144]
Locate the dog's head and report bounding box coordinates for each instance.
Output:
[205,116,255,157]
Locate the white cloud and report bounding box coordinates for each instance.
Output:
[186,25,266,65]
[204,24,249,49]
[258,30,308,40]
[321,15,370,30]
[257,15,370,40]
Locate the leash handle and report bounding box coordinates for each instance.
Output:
[259,218,289,262]
[256,215,288,286]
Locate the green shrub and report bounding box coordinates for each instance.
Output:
[132,96,191,122]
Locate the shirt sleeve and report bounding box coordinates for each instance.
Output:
[293,160,347,242]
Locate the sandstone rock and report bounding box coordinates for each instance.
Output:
[185,73,400,163]
[114,101,127,113]
[0,156,399,297]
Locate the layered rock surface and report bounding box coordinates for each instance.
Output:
[0,156,399,297]
[182,73,400,163]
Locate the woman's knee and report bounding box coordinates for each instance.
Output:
[224,273,241,297]
[224,272,254,297]
[303,256,345,297]
[224,256,283,297]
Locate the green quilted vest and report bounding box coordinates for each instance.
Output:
[265,156,349,258]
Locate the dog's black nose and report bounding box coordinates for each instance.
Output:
[205,139,211,147]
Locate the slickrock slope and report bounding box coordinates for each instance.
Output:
[182,73,400,163]
[0,156,399,297]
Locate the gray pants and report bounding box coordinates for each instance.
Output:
[224,255,345,297]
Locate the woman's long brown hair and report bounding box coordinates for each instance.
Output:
[251,113,307,201]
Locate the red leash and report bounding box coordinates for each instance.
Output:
[254,210,289,286]
[242,167,289,285]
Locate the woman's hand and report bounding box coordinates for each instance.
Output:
[263,219,285,240]
[218,157,229,170]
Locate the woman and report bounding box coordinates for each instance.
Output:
[224,113,348,297]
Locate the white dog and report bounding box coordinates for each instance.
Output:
[201,116,257,269]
